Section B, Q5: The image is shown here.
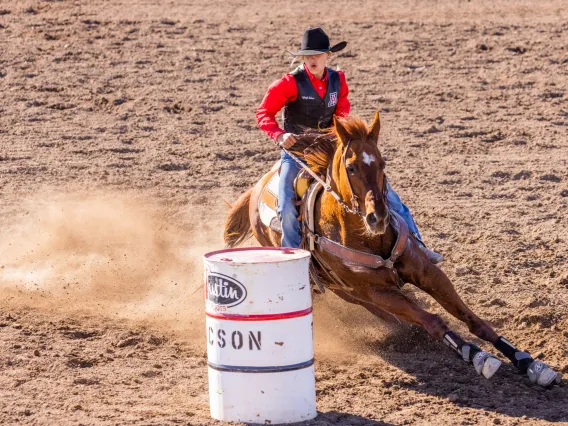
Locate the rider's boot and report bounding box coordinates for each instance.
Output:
[420,245,444,264]
[412,232,444,264]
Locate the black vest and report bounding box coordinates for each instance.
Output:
[283,66,341,133]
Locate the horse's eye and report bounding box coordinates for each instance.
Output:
[346,164,356,174]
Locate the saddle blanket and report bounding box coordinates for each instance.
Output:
[259,170,280,230]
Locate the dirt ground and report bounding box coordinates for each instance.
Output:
[1,0,568,425]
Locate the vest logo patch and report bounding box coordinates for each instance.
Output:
[328,92,338,107]
[301,96,315,100]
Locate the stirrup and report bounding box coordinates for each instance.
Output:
[419,245,444,264]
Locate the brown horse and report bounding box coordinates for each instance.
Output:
[224,113,561,387]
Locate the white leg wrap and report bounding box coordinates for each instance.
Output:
[472,351,502,379]
[527,361,562,387]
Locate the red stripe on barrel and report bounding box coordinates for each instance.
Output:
[206,307,312,321]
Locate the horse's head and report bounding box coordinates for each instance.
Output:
[332,112,389,235]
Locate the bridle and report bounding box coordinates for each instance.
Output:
[340,139,389,218]
[284,141,409,294]
[283,140,389,220]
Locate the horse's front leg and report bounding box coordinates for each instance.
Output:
[330,288,402,327]
[399,250,561,387]
[360,285,502,380]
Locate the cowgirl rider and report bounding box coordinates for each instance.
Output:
[256,28,443,264]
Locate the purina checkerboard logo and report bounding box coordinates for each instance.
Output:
[328,92,338,107]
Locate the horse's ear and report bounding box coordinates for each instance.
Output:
[369,111,381,142]
[333,115,349,146]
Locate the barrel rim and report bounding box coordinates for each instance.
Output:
[204,246,311,262]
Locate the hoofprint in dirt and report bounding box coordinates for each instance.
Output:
[0,0,567,425]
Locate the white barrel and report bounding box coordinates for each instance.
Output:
[203,247,316,424]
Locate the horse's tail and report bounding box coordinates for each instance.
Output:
[224,188,253,247]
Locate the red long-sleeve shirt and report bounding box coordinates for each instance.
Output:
[256,64,350,141]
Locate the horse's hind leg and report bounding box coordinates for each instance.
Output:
[406,262,561,386]
[363,286,502,380]
[493,336,561,386]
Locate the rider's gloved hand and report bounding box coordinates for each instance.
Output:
[277,133,298,149]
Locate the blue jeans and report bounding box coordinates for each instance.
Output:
[386,182,422,241]
[278,151,303,248]
[278,150,422,247]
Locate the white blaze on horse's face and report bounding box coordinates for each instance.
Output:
[362,151,376,166]
[358,148,387,235]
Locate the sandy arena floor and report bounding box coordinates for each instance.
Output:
[0,0,567,424]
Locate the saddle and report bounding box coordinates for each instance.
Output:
[258,167,410,294]
[258,167,312,233]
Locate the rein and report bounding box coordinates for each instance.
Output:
[283,141,388,218]
[340,139,389,217]
[282,147,359,215]
[340,140,361,215]
[284,142,409,292]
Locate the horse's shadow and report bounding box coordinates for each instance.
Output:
[370,325,568,423]
[247,412,395,426]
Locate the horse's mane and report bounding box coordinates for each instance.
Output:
[290,116,373,175]
[290,130,336,175]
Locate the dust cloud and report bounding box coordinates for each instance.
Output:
[0,191,221,334]
[0,190,390,354]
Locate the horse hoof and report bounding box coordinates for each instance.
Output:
[473,351,502,379]
[528,361,562,387]
[482,356,502,379]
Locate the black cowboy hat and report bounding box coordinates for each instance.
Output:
[287,27,347,56]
